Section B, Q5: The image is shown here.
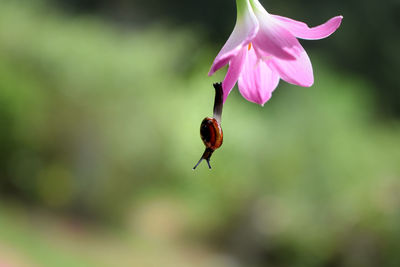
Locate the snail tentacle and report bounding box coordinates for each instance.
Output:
[192,148,214,170]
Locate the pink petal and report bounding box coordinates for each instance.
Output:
[273,15,343,40]
[250,0,301,60]
[209,0,259,76]
[252,21,301,60]
[238,48,279,105]
[222,46,247,102]
[267,45,314,87]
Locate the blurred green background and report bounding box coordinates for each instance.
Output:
[1,0,399,266]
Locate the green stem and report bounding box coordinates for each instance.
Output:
[236,0,247,18]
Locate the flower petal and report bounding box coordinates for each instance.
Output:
[250,0,301,60]
[222,46,247,102]
[238,48,279,105]
[273,15,343,40]
[268,45,314,87]
[209,0,259,76]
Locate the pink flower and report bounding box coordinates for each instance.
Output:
[209,0,343,105]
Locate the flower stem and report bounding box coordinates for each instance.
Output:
[236,0,247,18]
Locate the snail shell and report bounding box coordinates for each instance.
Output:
[200,117,223,151]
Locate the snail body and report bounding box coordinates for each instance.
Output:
[200,117,223,150]
[193,82,224,170]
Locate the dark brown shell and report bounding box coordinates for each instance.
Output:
[200,117,223,151]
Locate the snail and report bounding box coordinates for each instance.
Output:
[193,82,224,170]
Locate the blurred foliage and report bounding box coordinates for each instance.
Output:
[1,0,400,266]
[50,0,400,115]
